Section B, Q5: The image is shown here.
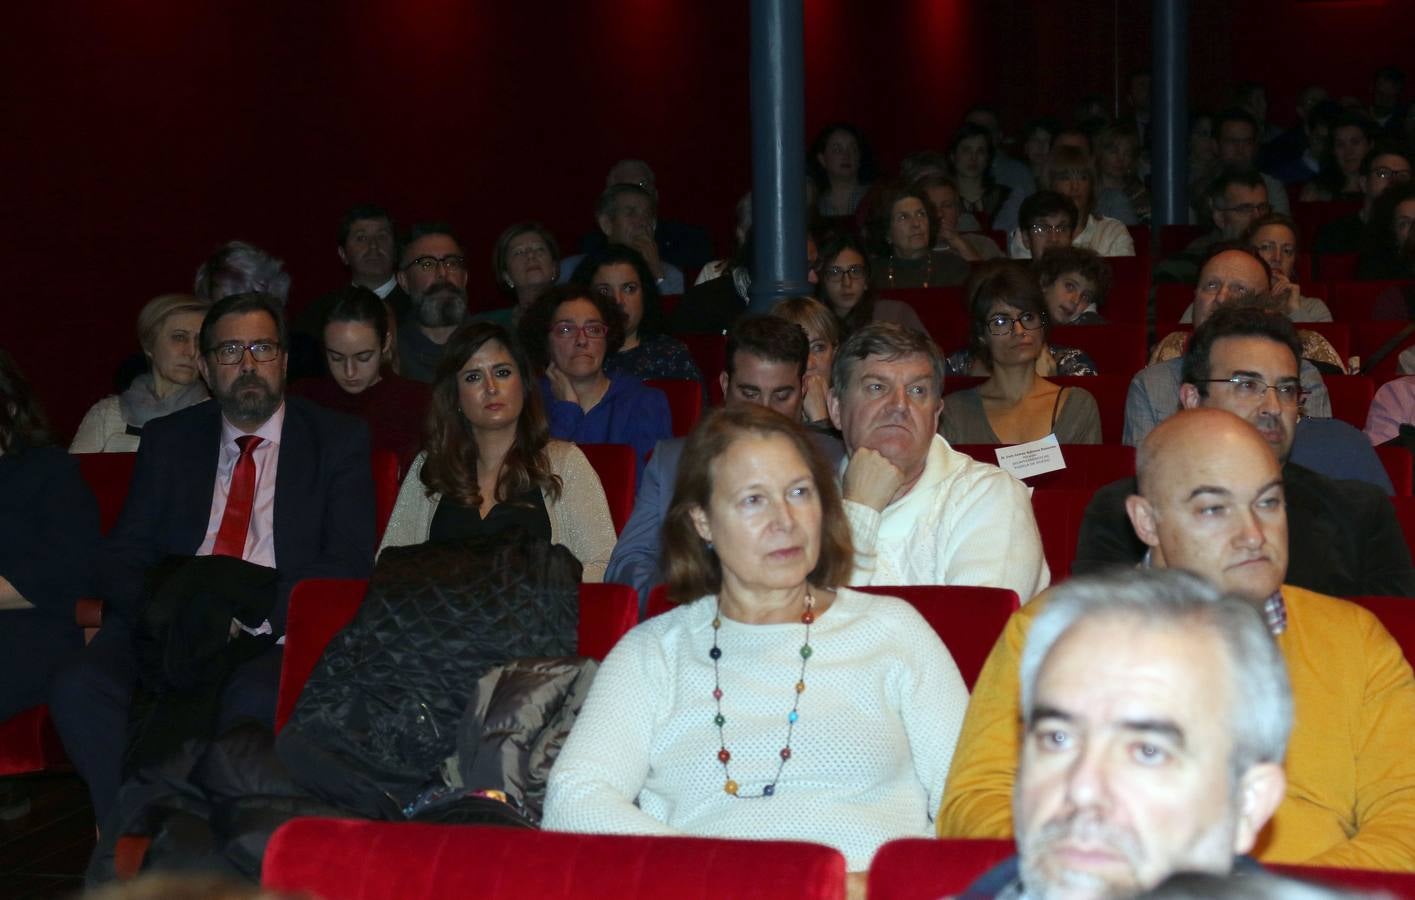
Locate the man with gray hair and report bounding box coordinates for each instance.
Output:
[560,182,686,294]
[940,408,1415,871]
[825,322,1048,599]
[574,159,713,273]
[963,568,1291,898]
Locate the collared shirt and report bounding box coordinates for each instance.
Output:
[368,275,397,300]
[196,403,284,568]
[1143,550,1287,637]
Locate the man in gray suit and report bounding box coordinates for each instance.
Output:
[606,315,843,607]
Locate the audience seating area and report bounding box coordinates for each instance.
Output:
[257,822,1415,899]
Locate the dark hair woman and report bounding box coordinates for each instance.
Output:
[814,233,926,337]
[293,286,430,470]
[0,349,101,727]
[544,403,967,884]
[571,245,701,384]
[946,261,1099,380]
[866,182,970,290]
[378,322,616,580]
[941,262,1102,445]
[808,122,878,217]
[518,285,672,482]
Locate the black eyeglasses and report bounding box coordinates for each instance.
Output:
[986,312,1045,335]
[404,255,466,273]
[208,341,281,366]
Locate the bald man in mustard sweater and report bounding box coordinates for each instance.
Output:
[939,408,1415,870]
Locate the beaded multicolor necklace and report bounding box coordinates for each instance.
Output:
[709,589,815,799]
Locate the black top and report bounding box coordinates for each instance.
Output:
[429,486,551,545]
[1313,213,1365,256]
[1073,461,1415,598]
[669,272,746,335]
[0,446,101,619]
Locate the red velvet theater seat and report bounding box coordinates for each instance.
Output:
[645,377,703,437]
[273,579,640,733]
[576,443,637,535]
[866,838,1415,899]
[262,818,848,900]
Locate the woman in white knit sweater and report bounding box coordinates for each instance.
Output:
[379,322,615,581]
[544,404,968,882]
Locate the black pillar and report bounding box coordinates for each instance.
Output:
[746,0,810,314]
[1151,0,1189,227]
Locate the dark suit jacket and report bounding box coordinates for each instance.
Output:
[1073,461,1415,598]
[100,396,377,631]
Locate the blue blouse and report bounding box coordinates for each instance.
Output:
[540,374,672,484]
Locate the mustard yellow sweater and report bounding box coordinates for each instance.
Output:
[937,585,1415,871]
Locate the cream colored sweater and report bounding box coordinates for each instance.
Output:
[378,441,615,582]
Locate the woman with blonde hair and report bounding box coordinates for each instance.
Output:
[71,294,211,452]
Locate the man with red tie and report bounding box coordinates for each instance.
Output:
[51,292,376,826]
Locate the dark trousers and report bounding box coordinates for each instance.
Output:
[49,620,283,825]
[0,608,83,722]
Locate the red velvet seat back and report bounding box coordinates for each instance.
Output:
[853,585,1018,690]
[1349,595,1415,668]
[0,706,68,776]
[1321,373,1375,429]
[1378,444,1414,496]
[273,580,642,733]
[866,838,1415,899]
[953,444,1134,491]
[371,449,400,542]
[677,333,727,405]
[576,443,636,535]
[1050,323,1147,376]
[75,451,139,534]
[644,377,703,437]
[1030,488,1092,581]
[262,818,848,900]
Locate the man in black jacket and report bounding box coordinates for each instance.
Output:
[1075,302,1415,597]
[51,292,377,825]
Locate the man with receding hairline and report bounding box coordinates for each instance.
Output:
[940,408,1415,870]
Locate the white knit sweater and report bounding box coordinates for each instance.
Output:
[543,588,969,870]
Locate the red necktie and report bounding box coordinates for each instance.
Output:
[212,435,263,559]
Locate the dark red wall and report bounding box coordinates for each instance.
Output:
[5,1,1410,437]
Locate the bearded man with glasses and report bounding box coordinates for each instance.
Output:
[396,222,471,383]
[51,291,376,830]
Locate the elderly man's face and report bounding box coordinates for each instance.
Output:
[602,194,654,245]
[1015,616,1253,898]
[1128,414,1287,602]
[828,352,943,484]
[1192,250,1270,326]
[1211,183,1270,240]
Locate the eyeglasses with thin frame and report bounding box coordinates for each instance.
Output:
[404,254,466,273]
[1028,222,1070,236]
[823,264,867,282]
[550,321,608,341]
[208,341,282,366]
[986,312,1046,335]
[1200,375,1306,404]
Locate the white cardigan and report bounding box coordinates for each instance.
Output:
[379,441,616,582]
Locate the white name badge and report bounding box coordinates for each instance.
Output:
[994,433,1067,480]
